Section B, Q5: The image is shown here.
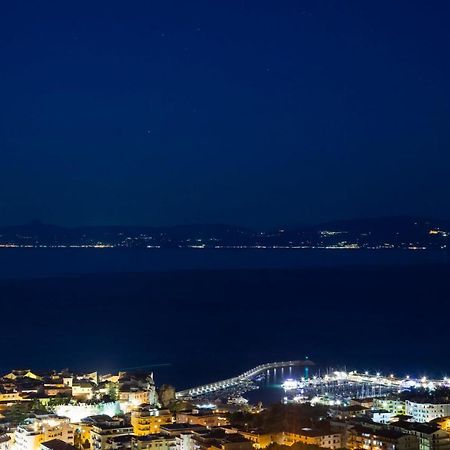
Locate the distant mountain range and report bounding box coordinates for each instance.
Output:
[0,217,448,249]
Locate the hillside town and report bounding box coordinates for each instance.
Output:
[1,368,450,450]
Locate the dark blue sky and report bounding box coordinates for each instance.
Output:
[1,1,449,227]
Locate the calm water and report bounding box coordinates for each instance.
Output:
[0,248,449,393]
[0,247,448,278]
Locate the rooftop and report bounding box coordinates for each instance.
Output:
[352,425,406,440]
[394,421,441,435]
[132,434,174,442]
[295,428,337,438]
[0,434,11,444]
[41,439,78,450]
[161,424,206,432]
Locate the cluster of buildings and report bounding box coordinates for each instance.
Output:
[231,392,450,450]
[0,369,249,450]
[318,393,450,450]
[0,369,159,412]
[3,368,450,450]
[0,369,168,450]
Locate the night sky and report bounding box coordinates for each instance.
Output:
[1,1,450,227]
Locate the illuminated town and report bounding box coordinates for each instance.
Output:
[1,4,450,450]
[1,362,450,450]
[0,218,448,250]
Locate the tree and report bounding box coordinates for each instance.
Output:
[3,403,32,425]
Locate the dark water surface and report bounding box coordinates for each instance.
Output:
[0,247,448,278]
[0,248,448,390]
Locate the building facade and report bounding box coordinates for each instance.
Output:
[90,420,133,450]
[348,425,419,450]
[406,402,450,423]
[131,434,174,450]
[393,422,450,450]
[281,430,341,449]
[131,407,173,435]
[14,415,74,450]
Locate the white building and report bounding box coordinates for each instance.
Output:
[14,415,74,450]
[372,410,396,424]
[406,401,450,423]
[374,398,406,415]
[71,381,95,400]
[55,402,122,423]
[175,434,196,450]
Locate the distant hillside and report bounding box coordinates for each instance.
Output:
[0,217,448,249]
[305,216,450,233]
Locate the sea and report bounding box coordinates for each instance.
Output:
[0,247,449,401]
[0,247,448,279]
